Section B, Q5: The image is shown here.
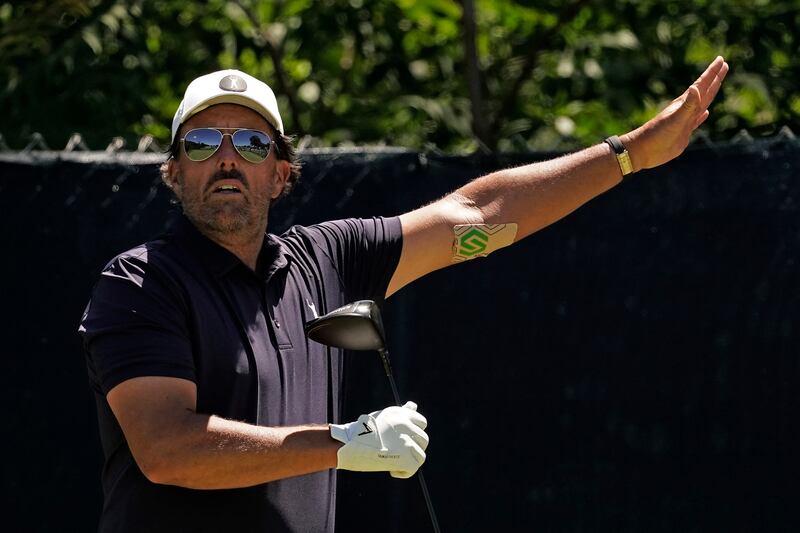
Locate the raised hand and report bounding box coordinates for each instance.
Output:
[623,56,729,172]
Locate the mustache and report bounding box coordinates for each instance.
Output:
[205,169,249,193]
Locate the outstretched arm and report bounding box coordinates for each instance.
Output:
[386,57,729,297]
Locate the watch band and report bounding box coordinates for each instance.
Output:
[604,135,634,177]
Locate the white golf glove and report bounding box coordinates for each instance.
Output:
[330,401,429,479]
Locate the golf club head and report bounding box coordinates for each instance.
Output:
[304,300,386,351]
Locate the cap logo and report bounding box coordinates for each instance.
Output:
[219,74,247,92]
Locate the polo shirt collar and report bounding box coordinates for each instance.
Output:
[260,233,291,281]
[168,214,290,282]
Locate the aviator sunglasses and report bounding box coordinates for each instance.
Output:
[180,127,273,163]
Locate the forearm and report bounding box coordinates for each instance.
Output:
[142,411,340,489]
[456,138,632,241]
[389,139,633,295]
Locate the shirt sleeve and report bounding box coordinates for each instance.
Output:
[297,217,403,304]
[78,248,196,395]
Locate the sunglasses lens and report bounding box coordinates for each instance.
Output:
[183,129,223,161]
[232,129,271,163]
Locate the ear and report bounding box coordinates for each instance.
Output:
[164,158,182,195]
[270,159,291,200]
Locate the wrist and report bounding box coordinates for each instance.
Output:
[619,130,644,173]
[329,422,349,445]
[326,424,346,469]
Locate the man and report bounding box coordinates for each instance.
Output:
[80,57,728,532]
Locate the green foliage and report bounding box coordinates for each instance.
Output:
[1,0,799,152]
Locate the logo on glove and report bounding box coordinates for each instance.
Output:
[358,422,374,436]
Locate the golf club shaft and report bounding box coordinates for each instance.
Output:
[379,349,442,533]
[416,470,441,533]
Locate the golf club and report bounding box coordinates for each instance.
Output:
[305,300,441,533]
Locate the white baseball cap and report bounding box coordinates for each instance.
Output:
[171,69,284,142]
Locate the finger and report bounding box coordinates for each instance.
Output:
[692,56,726,94]
[390,437,426,478]
[399,401,428,428]
[404,423,430,450]
[401,401,418,411]
[405,409,428,430]
[693,110,710,129]
[682,85,702,114]
[401,434,426,465]
[693,56,724,84]
[700,61,729,110]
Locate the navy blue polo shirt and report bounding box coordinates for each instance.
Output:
[79,215,403,533]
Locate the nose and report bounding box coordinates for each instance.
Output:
[215,133,239,168]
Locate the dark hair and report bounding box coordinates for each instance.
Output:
[161,128,302,201]
[272,133,302,200]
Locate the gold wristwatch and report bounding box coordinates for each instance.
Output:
[604,135,634,177]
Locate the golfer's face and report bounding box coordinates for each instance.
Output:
[169,103,286,235]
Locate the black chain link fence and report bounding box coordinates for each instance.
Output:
[2,132,799,532]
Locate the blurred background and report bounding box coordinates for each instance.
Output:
[1,0,799,151]
[2,1,800,532]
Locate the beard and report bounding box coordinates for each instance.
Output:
[178,169,271,236]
